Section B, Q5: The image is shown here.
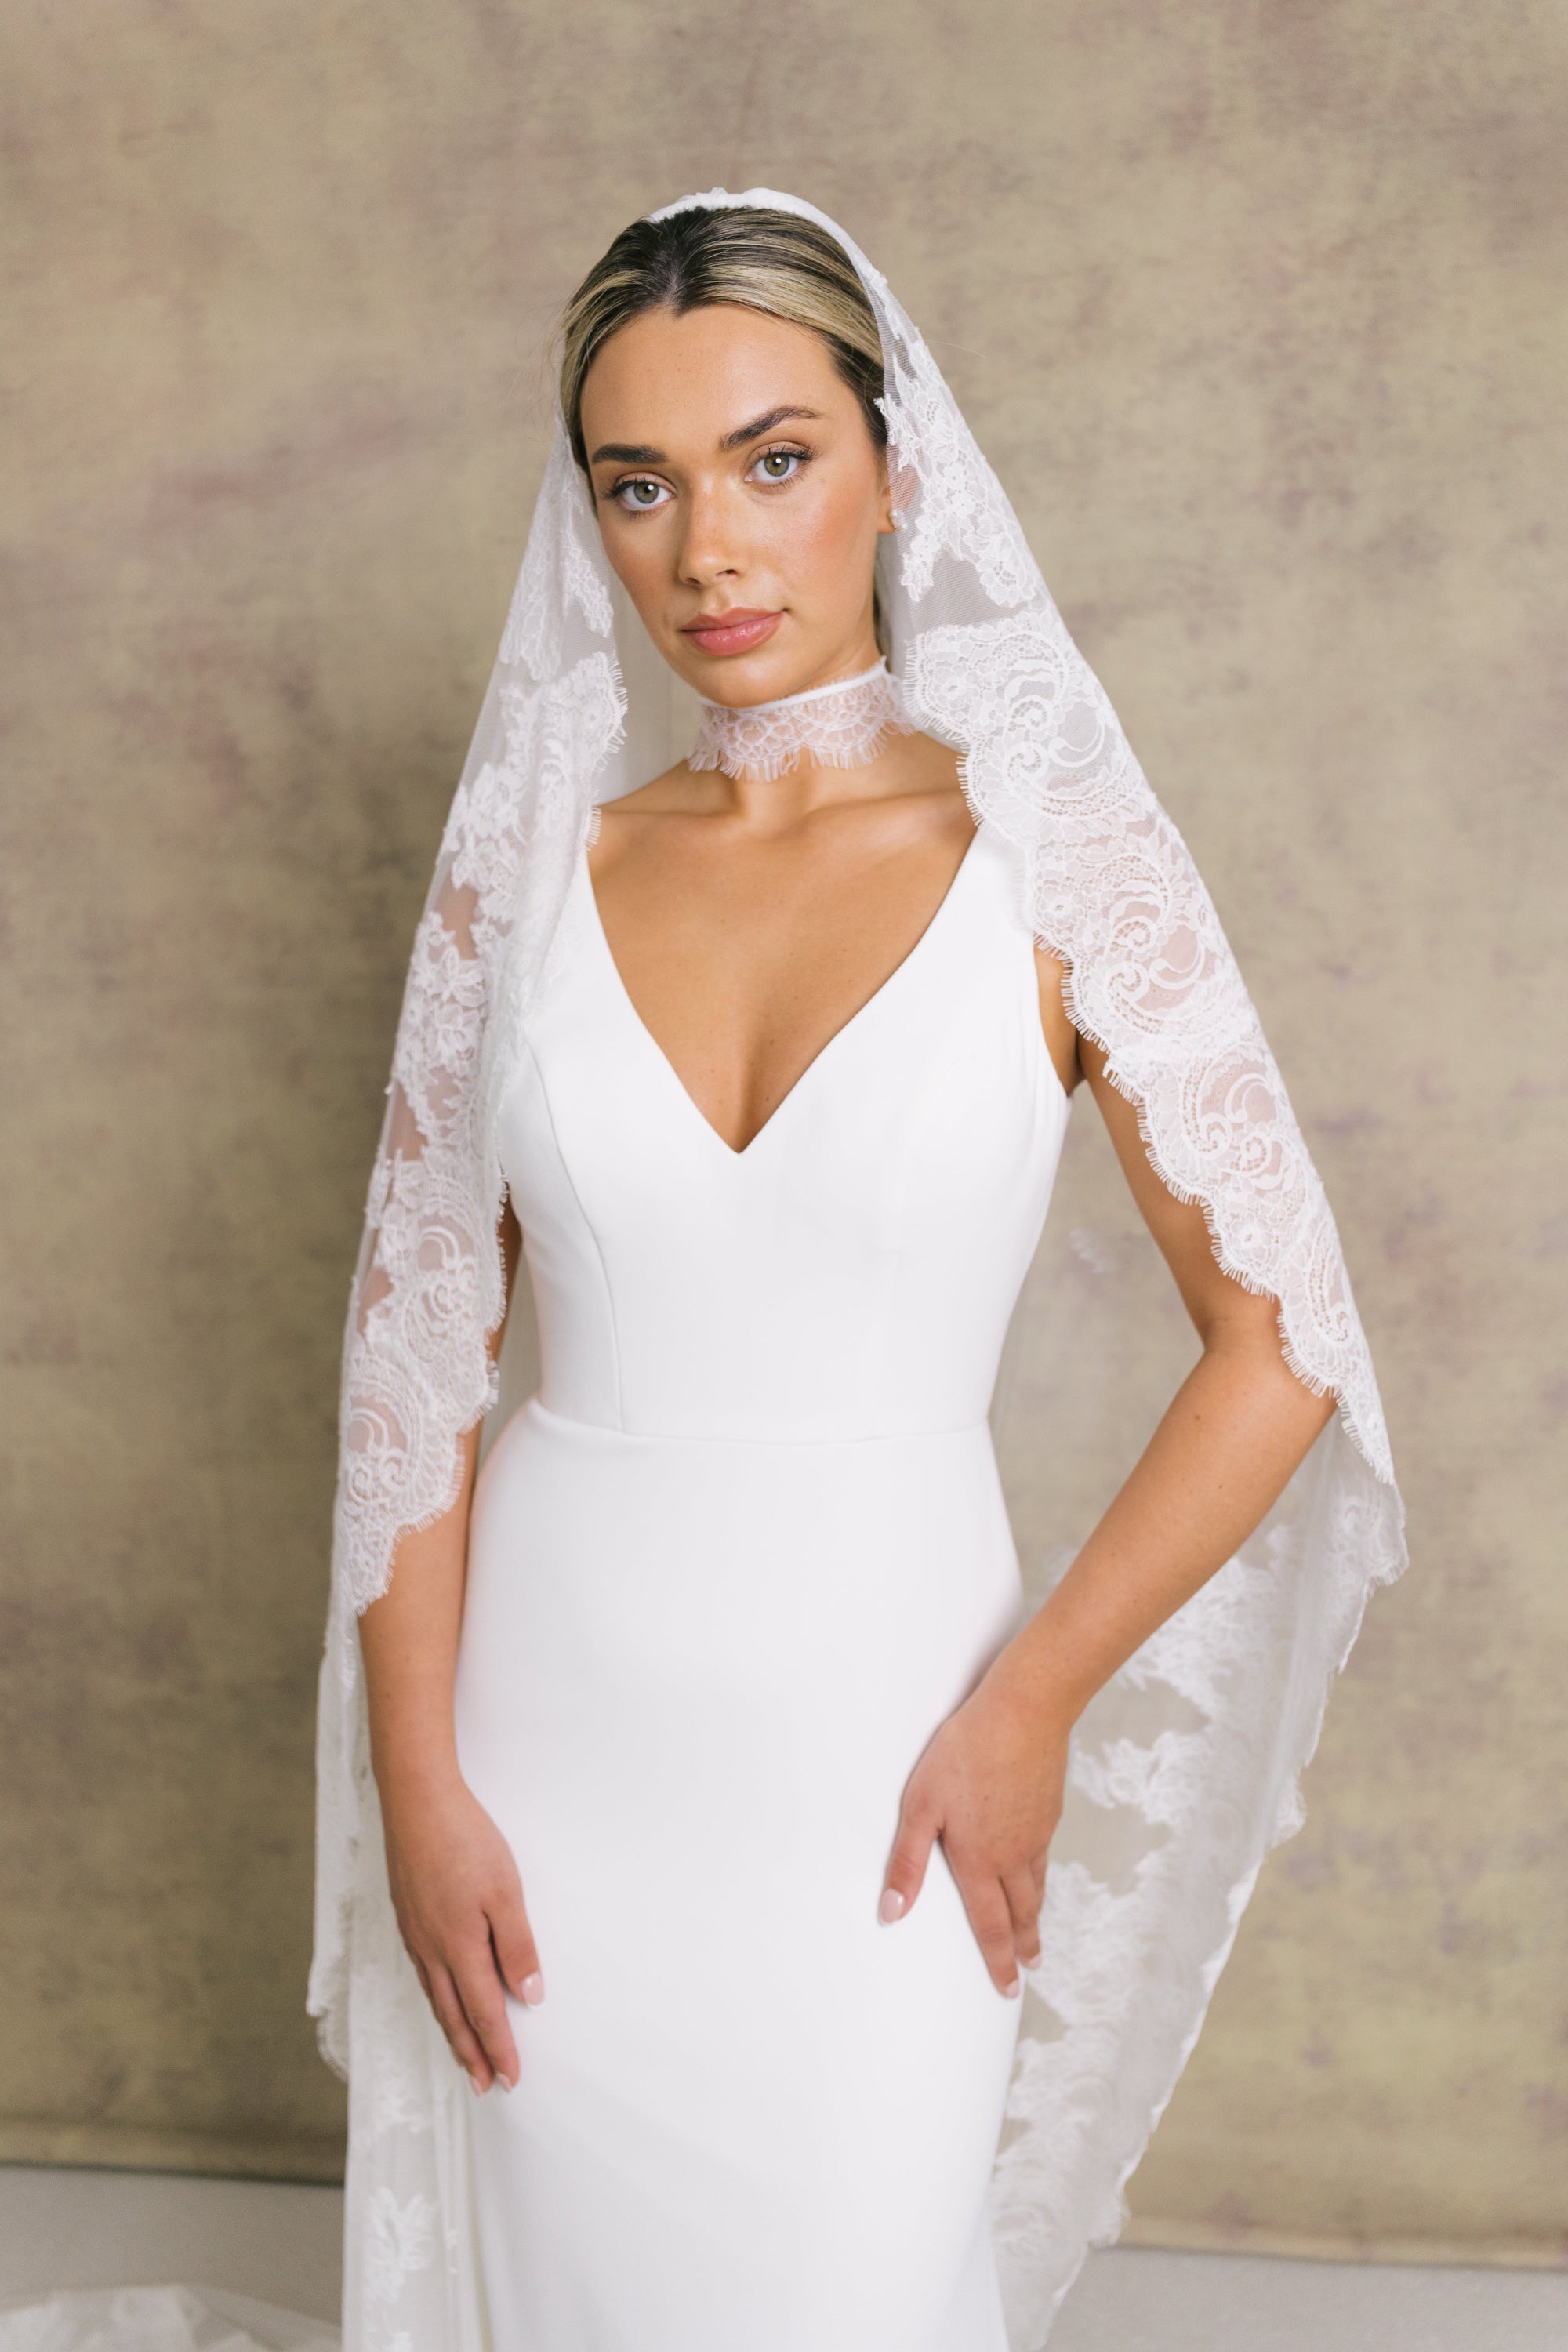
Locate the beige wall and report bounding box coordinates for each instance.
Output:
[2,0,1563,2252]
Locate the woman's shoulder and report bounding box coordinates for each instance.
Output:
[588,768,720,884]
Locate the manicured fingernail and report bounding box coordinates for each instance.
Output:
[469,2073,485,2096]
[1004,1976,1022,1999]
[878,1889,906,1925]
[520,1971,544,2005]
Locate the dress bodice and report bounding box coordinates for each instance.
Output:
[497,820,1070,1443]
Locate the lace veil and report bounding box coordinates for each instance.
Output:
[310,188,1406,2349]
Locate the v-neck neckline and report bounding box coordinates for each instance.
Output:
[579,824,986,1163]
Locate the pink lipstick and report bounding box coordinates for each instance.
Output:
[680,608,783,659]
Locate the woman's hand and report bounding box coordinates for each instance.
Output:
[880,1653,1071,1996]
[381,1773,543,2094]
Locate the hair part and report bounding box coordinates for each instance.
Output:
[559,206,886,474]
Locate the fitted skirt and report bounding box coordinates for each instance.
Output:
[453,1397,1027,2352]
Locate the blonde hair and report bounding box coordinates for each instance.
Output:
[559,206,886,474]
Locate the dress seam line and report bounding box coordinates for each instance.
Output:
[519,1025,629,1430]
[524,1399,994,1449]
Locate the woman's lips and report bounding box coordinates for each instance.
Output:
[680,608,782,659]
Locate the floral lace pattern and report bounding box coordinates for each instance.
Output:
[688,659,913,780]
[314,187,1406,2352]
[909,609,1392,1482]
[331,645,626,1622]
[877,294,1040,612]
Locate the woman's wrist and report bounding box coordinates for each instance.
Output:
[993,1607,1103,1731]
[370,1731,466,1820]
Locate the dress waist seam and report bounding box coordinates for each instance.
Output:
[524,1396,993,1450]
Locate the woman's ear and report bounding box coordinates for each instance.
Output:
[876,450,898,536]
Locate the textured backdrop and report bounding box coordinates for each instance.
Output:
[2,0,1563,2258]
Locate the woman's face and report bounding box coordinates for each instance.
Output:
[579,303,893,708]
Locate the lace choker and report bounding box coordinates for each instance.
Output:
[688,660,914,782]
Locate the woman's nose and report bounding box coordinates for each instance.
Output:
[676,485,743,587]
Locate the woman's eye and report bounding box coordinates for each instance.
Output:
[751,448,805,484]
[614,477,670,511]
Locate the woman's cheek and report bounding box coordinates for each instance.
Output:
[600,520,662,619]
[779,490,877,618]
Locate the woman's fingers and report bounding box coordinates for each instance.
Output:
[1001,1864,1044,1969]
[451,1936,521,2092]
[425,1958,495,2092]
[489,1885,545,2010]
[949,1855,1024,1996]
[880,1787,939,1924]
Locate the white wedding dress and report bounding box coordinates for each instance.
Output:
[316,191,1405,2352]
[452,818,1070,2349]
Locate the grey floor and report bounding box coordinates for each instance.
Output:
[2,2165,1565,2350]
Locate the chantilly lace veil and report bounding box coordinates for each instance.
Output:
[310,188,1407,2350]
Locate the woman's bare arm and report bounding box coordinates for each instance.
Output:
[881,983,1336,1995]
[358,1203,540,2093]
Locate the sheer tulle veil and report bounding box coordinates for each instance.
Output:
[310,187,1406,2348]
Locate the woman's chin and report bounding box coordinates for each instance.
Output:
[671,634,864,710]
[670,641,798,707]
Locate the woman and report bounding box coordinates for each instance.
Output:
[311,191,1406,2351]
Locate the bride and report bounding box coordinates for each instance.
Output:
[312,191,1406,2350]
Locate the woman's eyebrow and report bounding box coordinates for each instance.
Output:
[719,404,823,450]
[590,440,666,466]
[589,405,825,470]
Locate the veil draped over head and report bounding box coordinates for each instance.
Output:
[310,190,1406,2350]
